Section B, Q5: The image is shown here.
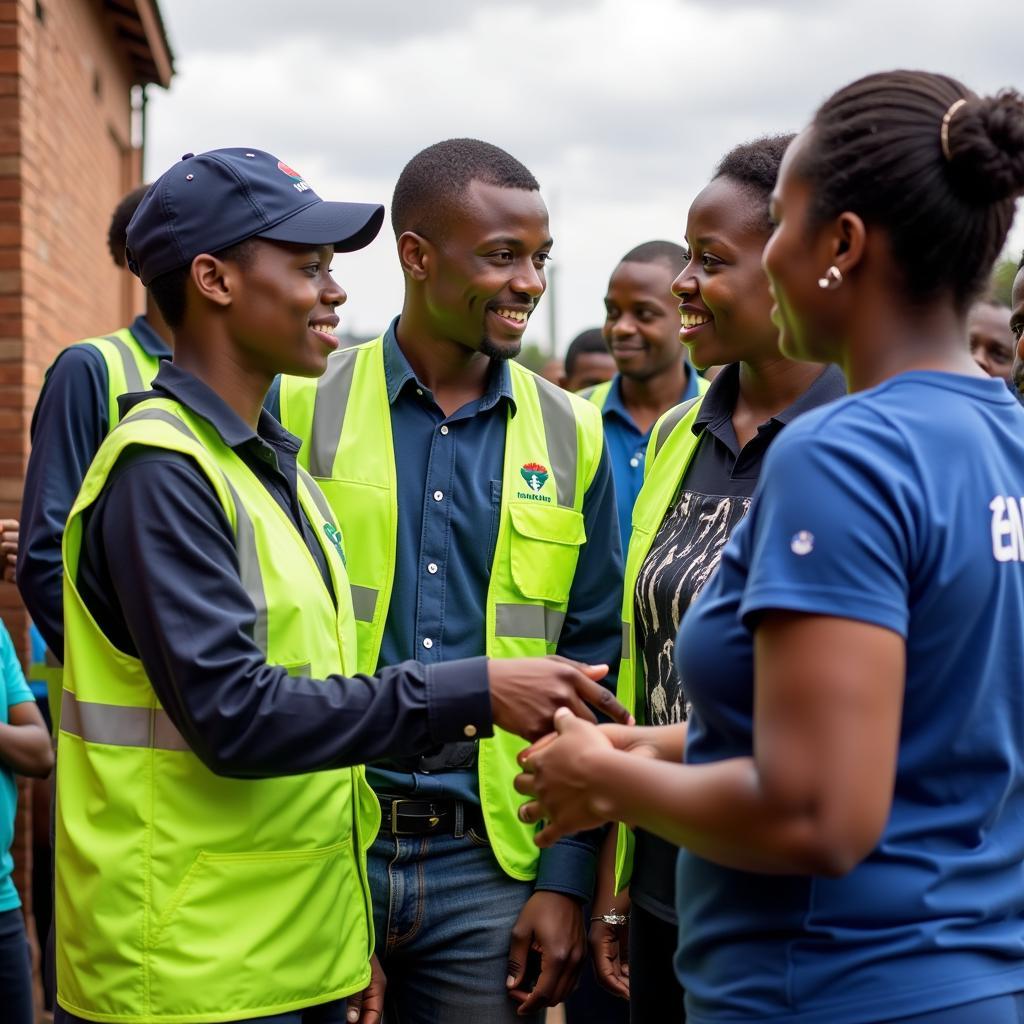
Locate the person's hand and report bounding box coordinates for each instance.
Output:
[589,891,630,1000]
[488,655,631,742]
[345,953,385,1023]
[598,723,663,760]
[1,519,17,583]
[506,890,586,1014]
[515,708,617,846]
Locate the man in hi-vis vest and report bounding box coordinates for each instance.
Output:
[273,139,624,1022]
[55,149,626,1024]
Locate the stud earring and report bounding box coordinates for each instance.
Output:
[817,266,843,290]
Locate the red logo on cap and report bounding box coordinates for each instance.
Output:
[277,160,313,194]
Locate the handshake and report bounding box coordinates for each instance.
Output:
[486,654,632,741]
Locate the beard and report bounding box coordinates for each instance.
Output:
[479,333,522,361]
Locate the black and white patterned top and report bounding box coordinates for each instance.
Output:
[628,362,847,923]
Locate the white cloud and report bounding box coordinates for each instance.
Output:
[146,0,1024,348]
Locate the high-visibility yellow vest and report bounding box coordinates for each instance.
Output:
[279,336,606,881]
[56,396,379,1023]
[613,396,704,893]
[36,326,164,735]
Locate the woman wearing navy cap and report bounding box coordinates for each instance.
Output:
[517,71,1024,1024]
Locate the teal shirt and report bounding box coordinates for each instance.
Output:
[1,619,34,912]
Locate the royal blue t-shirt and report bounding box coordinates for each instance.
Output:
[676,372,1024,1024]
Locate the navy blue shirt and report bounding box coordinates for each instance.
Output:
[268,320,623,899]
[676,372,1024,1024]
[601,369,703,551]
[73,362,493,780]
[18,315,172,660]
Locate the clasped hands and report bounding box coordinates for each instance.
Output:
[514,710,663,847]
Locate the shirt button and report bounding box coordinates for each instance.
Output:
[422,637,434,649]
[629,457,640,468]
[440,425,449,435]
[433,490,444,502]
[416,388,424,396]
[463,724,478,738]
[427,562,438,574]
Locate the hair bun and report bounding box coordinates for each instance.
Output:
[946,90,1024,204]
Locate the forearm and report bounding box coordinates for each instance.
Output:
[170,656,492,779]
[588,747,856,876]
[0,721,53,778]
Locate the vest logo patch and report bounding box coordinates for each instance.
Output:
[323,522,346,564]
[520,462,549,493]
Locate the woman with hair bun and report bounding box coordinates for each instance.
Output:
[516,71,1024,1023]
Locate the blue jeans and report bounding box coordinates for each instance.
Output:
[368,830,540,1024]
[0,907,33,1024]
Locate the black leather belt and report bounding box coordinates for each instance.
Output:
[376,794,486,837]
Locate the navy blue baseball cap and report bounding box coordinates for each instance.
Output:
[125,148,385,286]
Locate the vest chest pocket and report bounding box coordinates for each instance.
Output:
[508,503,587,603]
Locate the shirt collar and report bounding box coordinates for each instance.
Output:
[128,314,173,358]
[121,362,301,455]
[692,362,847,435]
[602,371,699,432]
[382,316,516,414]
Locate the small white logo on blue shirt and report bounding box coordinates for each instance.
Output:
[790,530,815,556]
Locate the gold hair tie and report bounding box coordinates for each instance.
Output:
[941,98,967,162]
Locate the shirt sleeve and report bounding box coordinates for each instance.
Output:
[18,345,110,659]
[86,449,493,779]
[538,438,622,898]
[0,621,33,710]
[738,407,916,637]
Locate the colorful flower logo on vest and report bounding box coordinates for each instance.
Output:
[520,462,549,493]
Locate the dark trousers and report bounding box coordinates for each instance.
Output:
[628,902,685,1023]
[0,907,33,1024]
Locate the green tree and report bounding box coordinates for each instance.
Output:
[515,342,550,373]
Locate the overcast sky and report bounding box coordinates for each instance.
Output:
[145,0,1024,355]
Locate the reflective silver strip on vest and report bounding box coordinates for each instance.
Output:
[103,333,145,394]
[115,408,270,653]
[535,380,578,508]
[621,620,631,660]
[61,689,190,751]
[652,397,702,462]
[223,478,269,653]
[350,585,378,623]
[309,349,358,478]
[495,604,566,645]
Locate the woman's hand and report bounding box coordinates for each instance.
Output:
[515,708,618,846]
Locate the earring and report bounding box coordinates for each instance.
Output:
[817,266,843,290]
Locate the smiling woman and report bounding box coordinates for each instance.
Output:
[579,134,845,1024]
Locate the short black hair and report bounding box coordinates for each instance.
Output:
[108,184,150,268]
[797,70,1024,311]
[564,328,607,376]
[391,138,540,239]
[148,240,256,330]
[619,240,687,276]
[713,134,796,233]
